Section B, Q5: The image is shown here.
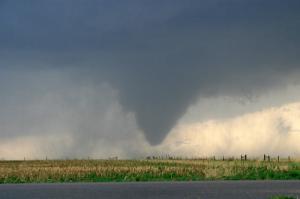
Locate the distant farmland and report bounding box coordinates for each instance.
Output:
[0,158,300,183]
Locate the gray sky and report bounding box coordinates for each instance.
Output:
[1,0,300,158]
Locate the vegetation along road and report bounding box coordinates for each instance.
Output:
[1,158,300,183]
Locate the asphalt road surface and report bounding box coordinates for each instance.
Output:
[0,181,299,199]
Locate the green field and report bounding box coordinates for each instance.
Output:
[0,159,300,183]
[270,196,297,199]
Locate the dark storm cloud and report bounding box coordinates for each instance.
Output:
[1,0,300,145]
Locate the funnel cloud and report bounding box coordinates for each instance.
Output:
[1,0,300,157]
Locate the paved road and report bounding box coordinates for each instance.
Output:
[0,181,299,199]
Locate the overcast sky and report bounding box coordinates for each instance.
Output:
[1,0,300,159]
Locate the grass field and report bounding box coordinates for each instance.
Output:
[0,158,300,183]
[270,196,297,199]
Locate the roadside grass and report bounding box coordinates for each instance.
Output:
[269,196,297,199]
[0,159,299,183]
